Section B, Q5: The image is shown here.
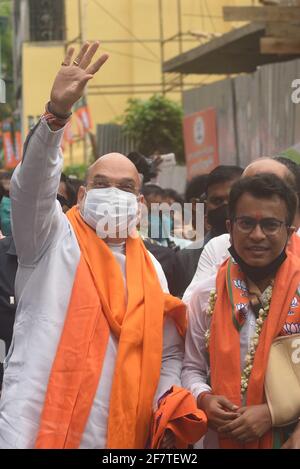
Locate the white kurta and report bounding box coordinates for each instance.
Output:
[182,234,230,304]
[182,275,258,448]
[0,118,184,449]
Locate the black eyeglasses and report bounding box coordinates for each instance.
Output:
[233,216,289,236]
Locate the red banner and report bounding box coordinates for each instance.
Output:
[183,108,219,180]
[2,121,18,169]
[74,112,84,138]
[75,105,93,133]
[63,121,74,144]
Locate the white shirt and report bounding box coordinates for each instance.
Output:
[183,234,230,303]
[182,275,257,448]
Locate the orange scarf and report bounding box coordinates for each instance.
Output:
[35,207,186,449]
[150,386,207,449]
[210,253,300,449]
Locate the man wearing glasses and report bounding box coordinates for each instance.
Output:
[182,173,300,449]
[183,157,300,304]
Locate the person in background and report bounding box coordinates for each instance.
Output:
[185,173,209,240]
[175,175,209,297]
[162,188,184,207]
[141,184,173,245]
[68,177,84,203]
[127,160,184,297]
[57,173,77,213]
[0,171,13,236]
[0,234,17,392]
[127,151,152,184]
[204,165,243,245]
[273,156,300,229]
[177,166,243,299]
[141,185,191,250]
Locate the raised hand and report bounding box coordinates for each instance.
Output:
[50,41,109,117]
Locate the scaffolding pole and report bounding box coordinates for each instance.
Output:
[158,0,166,96]
[177,0,184,102]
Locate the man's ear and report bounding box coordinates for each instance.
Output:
[77,186,86,205]
[138,194,145,205]
[226,218,231,233]
[136,194,145,224]
[226,219,233,244]
[204,213,210,232]
[287,225,296,244]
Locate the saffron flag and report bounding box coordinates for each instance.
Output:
[74,98,93,134]
[2,120,18,169]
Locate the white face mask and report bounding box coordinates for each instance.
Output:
[82,187,139,239]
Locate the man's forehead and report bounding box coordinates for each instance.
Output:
[236,192,284,210]
[89,169,137,185]
[89,155,139,181]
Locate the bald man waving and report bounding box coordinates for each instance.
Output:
[0,42,187,449]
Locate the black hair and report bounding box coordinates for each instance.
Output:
[69,178,84,201]
[229,173,297,226]
[141,184,164,198]
[206,165,243,193]
[60,173,77,207]
[185,174,209,202]
[163,188,184,206]
[127,151,151,183]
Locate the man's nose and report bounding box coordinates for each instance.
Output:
[249,223,266,240]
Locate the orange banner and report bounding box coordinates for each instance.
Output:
[75,105,93,133]
[183,108,219,180]
[2,121,18,169]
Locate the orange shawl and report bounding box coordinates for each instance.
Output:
[210,252,300,449]
[150,386,207,449]
[35,207,186,449]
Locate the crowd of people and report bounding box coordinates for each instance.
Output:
[0,41,299,450]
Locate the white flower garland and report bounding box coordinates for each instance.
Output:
[205,283,273,396]
[205,289,217,348]
[241,283,273,395]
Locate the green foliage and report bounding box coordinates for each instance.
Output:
[121,95,185,163]
[0,2,14,120]
[64,163,88,181]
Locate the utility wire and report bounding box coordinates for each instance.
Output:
[103,47,158,64]
[203,0,216,33]
[91,0,160,60]
[183,14,223,19]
